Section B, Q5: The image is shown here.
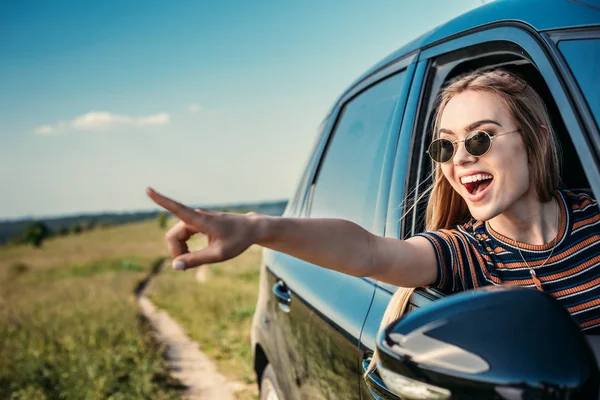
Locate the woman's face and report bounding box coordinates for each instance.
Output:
[438,90,533,221]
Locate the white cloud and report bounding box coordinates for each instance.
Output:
[34,111,170,135]
[187,103,201,113]
[34,125,57,135]
[137,113,170,125]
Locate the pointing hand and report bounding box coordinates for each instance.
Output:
[146,187,260,270]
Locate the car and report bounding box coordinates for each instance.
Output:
[250,0,600,399]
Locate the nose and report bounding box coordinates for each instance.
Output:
[453,140,477,166]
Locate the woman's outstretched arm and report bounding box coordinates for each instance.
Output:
[256,215,438,287]
[146,187,438,288]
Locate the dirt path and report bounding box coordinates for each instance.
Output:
[136,260,256,399]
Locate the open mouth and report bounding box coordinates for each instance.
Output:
[461,173,493,196]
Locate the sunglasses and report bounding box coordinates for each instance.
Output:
[427,129,520,163]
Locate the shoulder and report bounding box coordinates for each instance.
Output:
[459,218,483,233]
[560,188,598,214]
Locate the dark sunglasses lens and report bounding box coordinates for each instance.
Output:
[429,139,455,162]
[465,131,491,156]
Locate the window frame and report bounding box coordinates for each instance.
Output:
[303,55,417,236]
[283,118,331,218]
[544,27,600,137]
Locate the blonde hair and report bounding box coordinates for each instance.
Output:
[365,68,562,377]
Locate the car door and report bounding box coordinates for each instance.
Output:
[359,22,600,399]
[265,58,415,399]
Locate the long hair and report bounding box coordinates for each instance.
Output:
[365,68,562,377]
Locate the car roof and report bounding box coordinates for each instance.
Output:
[340,0,600,105]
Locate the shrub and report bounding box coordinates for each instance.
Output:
[23,222,50,248]
[71,224,83,235]
[9,262,29,277]
[157,212,168,230]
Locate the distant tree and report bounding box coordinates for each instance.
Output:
[72,224,83,235]
[219,207,230,213]
[158,212,168,230]
[57,226,70,236]
[24,221,50,248]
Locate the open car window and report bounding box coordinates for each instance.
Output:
[405,36,596,238]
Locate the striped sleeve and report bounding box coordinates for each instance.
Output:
[415,229,479,292]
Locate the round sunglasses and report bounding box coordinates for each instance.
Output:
[427,129,520,163]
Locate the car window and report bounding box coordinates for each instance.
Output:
[309,71,407,232]
[558,38,600,129]
[404,36,596,236]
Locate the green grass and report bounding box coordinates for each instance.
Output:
[11,258,146,285]
[0,217,262,399]
[0,220,182,399]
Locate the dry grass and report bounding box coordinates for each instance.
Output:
[1,216,262,399]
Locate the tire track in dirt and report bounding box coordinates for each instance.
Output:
[136,260,255,399]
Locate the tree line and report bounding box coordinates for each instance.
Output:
[5,200,287,249]
[8,219,115,248]
[10,212,170,248]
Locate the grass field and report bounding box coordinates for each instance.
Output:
[0,217,261,399]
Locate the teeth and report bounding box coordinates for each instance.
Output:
[461,174,493,184]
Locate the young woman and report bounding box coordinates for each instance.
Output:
[146,69,600,344]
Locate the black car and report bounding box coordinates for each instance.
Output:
[251,1,600,398]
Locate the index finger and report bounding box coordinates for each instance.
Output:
[146,187,199,222]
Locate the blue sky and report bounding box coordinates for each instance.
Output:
[0,0,485,220]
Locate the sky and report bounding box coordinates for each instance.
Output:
[0,0,486,220]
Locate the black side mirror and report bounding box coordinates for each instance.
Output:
[376,286,599,400]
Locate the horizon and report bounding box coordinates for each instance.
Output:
[1,0,485,220]
[0,197,289,223]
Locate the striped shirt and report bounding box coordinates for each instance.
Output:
[416,189,600,332]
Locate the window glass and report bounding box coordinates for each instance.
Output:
[559,39,600,128]
[284,119,329,217]
[309,71,407,231]
[283,161,310,217]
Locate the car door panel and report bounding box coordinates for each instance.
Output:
[264,66,414,399]
[265,251,376,400]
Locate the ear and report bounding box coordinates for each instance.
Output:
[540,124,549,137]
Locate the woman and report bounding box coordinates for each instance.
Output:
[146,69,600,347]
